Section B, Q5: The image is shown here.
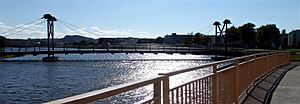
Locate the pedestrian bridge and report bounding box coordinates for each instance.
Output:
[44,52,289,104]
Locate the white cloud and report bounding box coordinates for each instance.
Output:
[0,21,47,39]
[0,21,159,39]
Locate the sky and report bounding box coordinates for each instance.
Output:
[0,0,299,39]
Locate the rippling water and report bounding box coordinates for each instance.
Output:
[0,53,213,103]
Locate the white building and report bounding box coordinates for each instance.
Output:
[288,30,300,47]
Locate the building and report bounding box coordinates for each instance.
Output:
[280,29,288,49]
[98,37,138,45]
[164,33,193,44]
[288,29,300,47]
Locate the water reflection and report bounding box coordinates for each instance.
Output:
[0,53,212,103]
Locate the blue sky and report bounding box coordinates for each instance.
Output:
[0,0,299,39]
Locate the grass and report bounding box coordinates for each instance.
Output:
[0,55,16,59]
[287,49,300,61]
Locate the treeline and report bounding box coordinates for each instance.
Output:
[0,36,6,49]
[226,23,281,49]
[183,33,212,46]
[0,23,283,50]
[191,23,282,49]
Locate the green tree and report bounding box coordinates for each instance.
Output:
[0,36,6,48]
[237,23,256,48]
[183,36,193,45]
[193,32,204,45]
[226,26,239,46]
[256,24,280,49]
[155,37,164,43]
[79,40,87,45]
[203,35,211,46]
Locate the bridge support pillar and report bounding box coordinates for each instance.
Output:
[42,14,59,62]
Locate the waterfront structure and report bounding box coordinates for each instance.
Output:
[45,52,290,104]
[288,29,300,47]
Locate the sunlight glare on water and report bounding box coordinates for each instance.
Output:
[0,53,212,103]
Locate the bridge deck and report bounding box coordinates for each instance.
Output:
[0,48,245,57]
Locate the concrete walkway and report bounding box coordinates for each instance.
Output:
[271,62,300,104]
[238,62,298,104]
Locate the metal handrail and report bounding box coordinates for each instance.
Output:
[44,52,290,104]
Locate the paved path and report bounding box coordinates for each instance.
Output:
[239,63,298,104]
[271,62,300,104]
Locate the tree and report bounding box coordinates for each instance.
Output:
[183,36,193,45]
[0,36,6,48]
[226,26,239,46]
[155,37,164,43]
[237,23,256,48]
[256,24,280,49]
[203,35,211,46]
[193,32,204,45]
[79,40,87,45]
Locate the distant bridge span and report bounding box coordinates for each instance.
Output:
[0,47,245,57]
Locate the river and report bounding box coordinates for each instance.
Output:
[0,53,213,103]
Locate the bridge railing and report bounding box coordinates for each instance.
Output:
[159,52,289,104]
[3,44,206,53]
[44,52,289,104]
[44,75,167,104]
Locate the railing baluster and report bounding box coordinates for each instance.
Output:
[204,77,207,103]
[171,90,174,104]
[185,85,188,103]
[196,80,198,103]
[176,88,179,103]
[181,86,184,103]
[201,79,204,104]
[189,83,191,103]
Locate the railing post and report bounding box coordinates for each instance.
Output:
[150,44,152,51]
[93,44,95,51]
[163,76,170,104]
[212,64,218,104]
[175,44,177,52]
[78,45,80,52]
[106,43,109,51]
[121,44,123,51]
[153,80,161,104]
[235,59,240,103]
[63,44,65,52]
